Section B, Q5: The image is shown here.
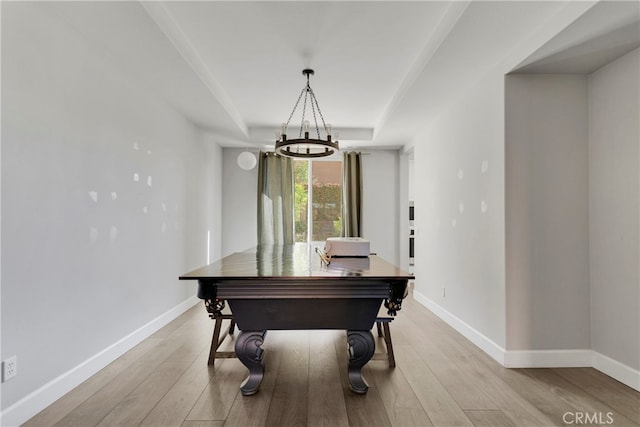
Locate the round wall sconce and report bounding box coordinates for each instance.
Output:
[237,151,257,170]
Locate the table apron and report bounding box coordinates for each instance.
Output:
[227,297,384,330]
[199,280,395,300]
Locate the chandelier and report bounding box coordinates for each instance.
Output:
[275,69,339,158]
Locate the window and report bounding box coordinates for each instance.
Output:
[294,160,342,242]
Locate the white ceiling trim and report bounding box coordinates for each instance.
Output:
[373,0,470,142]
[141,1,248,137]
[511,1,639,74]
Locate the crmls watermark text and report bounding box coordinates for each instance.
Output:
[563,412,614,425]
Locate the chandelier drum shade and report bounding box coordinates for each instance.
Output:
[275,69,339,158]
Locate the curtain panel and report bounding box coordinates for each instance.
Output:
[257,151,295,245]
[341,151,363,237]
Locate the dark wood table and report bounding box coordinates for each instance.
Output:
[179,244,412,395]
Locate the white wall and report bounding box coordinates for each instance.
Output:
[398,152,411,272]
[588,48,639,372]
[0,2,3,414]
[221,149,400,264]
[1,2,221,421]
[221,148,258,256]
[501,50,639,387]
[415,71,506,351]
[409,3,639,386]
[505,74,591,351]
[203,137,224,265]
[362,150,400,265]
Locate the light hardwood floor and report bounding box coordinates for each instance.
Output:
[25,292,639,427]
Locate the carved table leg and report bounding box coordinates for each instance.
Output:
[235,330,267,396]
[346,330,376,394]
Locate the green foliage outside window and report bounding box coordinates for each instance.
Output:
[294,160,342,242]
[311,184,342,240]
[294,161,308,242]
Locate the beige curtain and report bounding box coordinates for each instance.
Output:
[341,151,363,237]
[257,151,295,245]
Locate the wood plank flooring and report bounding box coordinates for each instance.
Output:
[24,292,639,427]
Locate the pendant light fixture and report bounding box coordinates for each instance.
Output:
[275,69,339,158]
[237,150,257,170]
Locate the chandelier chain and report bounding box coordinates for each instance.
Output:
[285,86,306,130]
[308,86,328,136]
[309,91,321,140]
[299,85,310,138]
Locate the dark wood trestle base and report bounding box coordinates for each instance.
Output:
[204,299,235,366]
[180,244,412,396]
[230,328,377,395]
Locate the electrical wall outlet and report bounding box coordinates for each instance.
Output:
[2,356,17,382]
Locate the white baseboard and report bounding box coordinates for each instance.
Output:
[0,295,200,427]
[413,290,640,392]
[413,290,507,365]
[504,349,592,368]
[592,351,640,391]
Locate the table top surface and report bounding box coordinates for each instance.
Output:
[180,244,413,281]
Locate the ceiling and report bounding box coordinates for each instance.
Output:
[38,1,639,151]
[513,0,640,74]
